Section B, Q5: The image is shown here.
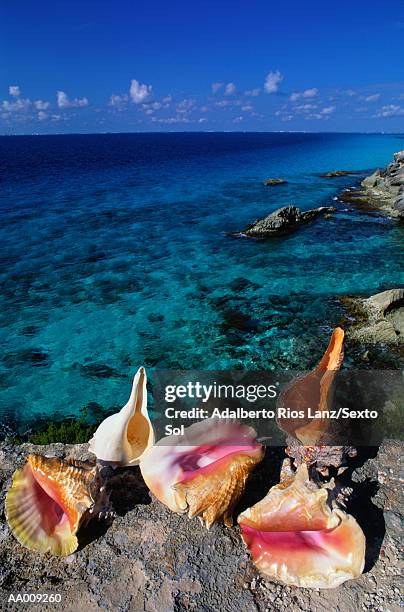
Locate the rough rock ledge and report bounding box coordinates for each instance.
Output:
[339,151,404,218]
[1,440,403,611]
[342,288,404,345]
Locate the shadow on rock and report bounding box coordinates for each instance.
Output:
[77,465,152,551]
[77,514,112,551]
[104,465,151,516]
[339,446,385,573]
[235,446,285,516]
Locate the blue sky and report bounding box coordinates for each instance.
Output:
[1,0,403,134]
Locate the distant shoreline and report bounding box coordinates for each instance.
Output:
[1,130,404,137]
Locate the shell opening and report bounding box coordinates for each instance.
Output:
[29,469,70,534]
[238,465,366,588]
[176,442,261,483]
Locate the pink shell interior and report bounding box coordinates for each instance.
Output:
[29,465,70,533]
[177,442,260,483]
[240,523,346,555]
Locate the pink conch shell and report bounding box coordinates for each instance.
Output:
[5,454,101,557]
[140,419,264,528]
[238,464,365,588]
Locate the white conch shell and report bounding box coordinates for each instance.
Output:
[140,418,264,528]
[238,464,366,588]
[88,366,154,466]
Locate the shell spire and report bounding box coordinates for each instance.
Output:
[275,328,357,471]
[5,454,100,557]
[88,366,154,466]
[277,327,345,446]
[238,464,366,588]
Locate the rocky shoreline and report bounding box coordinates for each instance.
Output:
[339,150,404,218]
[231,150,403,241]
[0,440,403,611]
[341,288,404,347]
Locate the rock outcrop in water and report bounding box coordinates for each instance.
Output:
[342,288,404,345]
[339,151,404,218]
[263,178,287,186]
[234,205,336,238]
[0,440,402,610]
[319,170,358,178]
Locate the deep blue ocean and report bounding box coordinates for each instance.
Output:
[0,132,403,433]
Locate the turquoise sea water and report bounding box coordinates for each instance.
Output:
[0,132,403,433]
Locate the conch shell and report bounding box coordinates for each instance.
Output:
[5,454,101,556]
[89,366,154,466]
[238,464,366,588]
[277,327,344,446]
[277,327,356,471]
[140,419,264,528]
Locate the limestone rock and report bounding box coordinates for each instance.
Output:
[319,170,358,178]
[0,440,402,610]
[354,151,404,218]
[235,205,336,238]
[263,178,287,186]
[343,288,404,345]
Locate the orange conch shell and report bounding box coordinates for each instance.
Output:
[238,464,366,588]
[277,327,344,447]
[5,454,100,556]
[140,418,264,528]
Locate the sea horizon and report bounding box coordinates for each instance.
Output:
[2,130,404,137]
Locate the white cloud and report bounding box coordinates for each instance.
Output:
[363,93,380,103]
[295,103,317,111]
[290,88,318,102]
[211,82,223,94]
[241,104,254,112]
[304,105,336,120]
[176,98,196,114]
[109,94,128,107]
[264,70,283,94]
[233,116,243,123]
[245,88,260,97]
[2,98,31,112]
[142,101,162,113]
[375,104,404,118]
[151,115,190,124]
[34,100,50,110]
[344,89,357,97]
[37,111,48,121]
[321,105,336,115]
[129,79,152,104]
[9,85,20,97]
[57,90,88,108]
[215,99,242,108]
[162,95,172,104]
[224,82,236,95]
[198,117,207,123]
